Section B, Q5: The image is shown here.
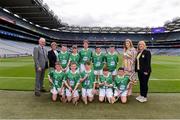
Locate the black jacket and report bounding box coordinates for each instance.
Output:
[135,49,152,73]
[48,50,59,68]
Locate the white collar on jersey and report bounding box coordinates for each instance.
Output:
[103,72,110,78]
[55,70,62,73]
[108,52,116,55]
[70,70,77,74]
[61,51,67,54]
[72,53,78,56]
[95,52,102,56]
[83,48,89,51]
[117,75,125,78]
[85,69,91,73]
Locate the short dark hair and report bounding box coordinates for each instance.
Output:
[61,44,67,47]
[103,67,109,71]
[109,44,115,48]
[72,45,77,49]
[83,40,89,44]
[84,61,91,66]
[118,67,124,71]
[95,45,101,49]
[70,62,77,66]
[55,62,61,66]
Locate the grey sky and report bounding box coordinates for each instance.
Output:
[44,0,180,27]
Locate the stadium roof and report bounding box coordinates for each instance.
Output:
[58,26,153,34]
[0,0,67,29]
[164,17,180,32]
[0,0,180,33]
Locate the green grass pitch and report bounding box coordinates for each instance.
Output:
[0,55,180,92]
[0,55,180,119]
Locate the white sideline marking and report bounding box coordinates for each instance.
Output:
[0,77,180,81]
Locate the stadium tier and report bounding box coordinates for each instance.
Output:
[0,1,180,57]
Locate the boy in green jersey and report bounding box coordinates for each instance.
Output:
[64,62,80,105]
[80,61,96,104]
[58,44,70,72]
[48,62,66,102]
[113,67,130,104]
[105,45,119,79]
[92,46,105,82]
[79,40,92,72]
[99,67,114,104]
[67,45,80,73]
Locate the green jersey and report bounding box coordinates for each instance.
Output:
[66,70,80,89]
[79,48,92,64]
[114,75,129,91]
[80,70,95,89]
[105,52,119,72]
[69,53,80,67]
[58,51,70,69]
[48,70,66,89]
[92,52,105,70]
[99,73,113,89]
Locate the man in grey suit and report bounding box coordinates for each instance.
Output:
[33,38,48,96]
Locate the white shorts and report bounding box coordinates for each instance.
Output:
[114,90,128,97]
[80,64,85,73]
[94,69,103,75]
[65,89,79,97]
[109,69,117,76]
[82,88,94,98]
[99,88,113,98]
[51,87,64,95]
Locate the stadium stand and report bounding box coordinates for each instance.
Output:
[0,0,180,58]
[0,38,51,58]
[0,38,50,58]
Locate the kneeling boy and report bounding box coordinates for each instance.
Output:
[113,67,130,104]
[99,67,114,104]
[64,62,80,105]
[48,62,66,102]
[80,61,96,104]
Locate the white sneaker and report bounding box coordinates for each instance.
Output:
[136,95,143,101]
[138,97,147,103]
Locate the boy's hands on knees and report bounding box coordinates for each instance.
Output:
[92,89,96,95]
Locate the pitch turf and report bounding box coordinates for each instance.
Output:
[0,55,180,92]
[0,55,180,119]
[0,90,180,119]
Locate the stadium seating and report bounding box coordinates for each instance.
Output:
[0,38,51,58]
[0,6,180,58]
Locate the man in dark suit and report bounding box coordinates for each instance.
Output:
[135,41,151,103]
[48,42,59,70]
[33,38,48,96]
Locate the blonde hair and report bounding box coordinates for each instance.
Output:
[137,41,147,51]
[51,42,57,47]
[124,39,134,51]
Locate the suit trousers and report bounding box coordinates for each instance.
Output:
[35,67,45,92]
[137,71,151,97]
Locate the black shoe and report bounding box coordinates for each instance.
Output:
[35,92,41,96]
[40,89,47,92]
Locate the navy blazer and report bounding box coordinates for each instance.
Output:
[48,50,59,68]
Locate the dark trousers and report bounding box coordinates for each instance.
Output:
[35,68,45,93]
[137,71,151,97]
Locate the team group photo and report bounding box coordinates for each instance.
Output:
[34,38,151,105]
[0,0,180,119]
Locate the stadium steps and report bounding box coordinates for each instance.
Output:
[0,39,32,54]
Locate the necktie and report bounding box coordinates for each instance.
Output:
[42,47,45,58]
